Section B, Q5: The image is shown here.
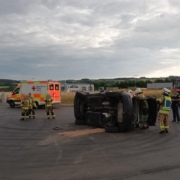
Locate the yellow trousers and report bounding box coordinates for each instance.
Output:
[158,113,169,131]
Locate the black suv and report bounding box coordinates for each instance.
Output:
[74,91,158,133]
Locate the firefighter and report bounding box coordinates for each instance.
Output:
[171,88,180,123]
[44,93,55,119]
[134,88,149,129]
[157,88,171,134]
[20,94,30,120]
[28,93,36,119]
[127,89,135,97]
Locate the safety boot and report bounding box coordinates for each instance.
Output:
[159,130,165,134]
[47,112,50,119]
[20,113,25,121]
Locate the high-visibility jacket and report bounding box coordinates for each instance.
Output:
[45,97,53,107]
[159,96,171,114]
[20,98,30,110]
[29,96,36,108]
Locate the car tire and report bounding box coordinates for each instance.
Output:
[118,92,133,132]
[35,101,39,109]
[147,96,157,126]
[76,91,89,100]
[74,96,86,125]
[9,100,15,108]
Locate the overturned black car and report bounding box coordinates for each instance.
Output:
[74,91,158,133]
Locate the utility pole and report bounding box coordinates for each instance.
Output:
[134,75,138,88]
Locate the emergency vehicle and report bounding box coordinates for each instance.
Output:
[7,80,61,108]
[173,77,180,93]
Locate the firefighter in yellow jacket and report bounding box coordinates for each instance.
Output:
[44,93,55,119]
[20,94,30,120]
[28,93,36,119]
[157,88,171,134]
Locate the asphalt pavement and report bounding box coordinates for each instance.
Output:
[0,105,180,180]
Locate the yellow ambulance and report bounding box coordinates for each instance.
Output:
[7,80,61,108]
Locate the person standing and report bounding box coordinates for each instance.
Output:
[44,93,55,119]
[127,89,135,98]
[157,88,171,134]
[28,93,36,119]
[134,88,149,129]
[171,88,180,123]
[20,94,30,120]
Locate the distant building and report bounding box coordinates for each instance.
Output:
[61,83,94,92]
[147,82,173,89]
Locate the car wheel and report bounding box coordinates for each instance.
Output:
[35,101,39,109]
[118,92,133,132]
[9,100,15,108]
[147,96,157,126]
[74,96,86,125]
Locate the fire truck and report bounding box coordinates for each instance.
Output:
[7,80,61,108]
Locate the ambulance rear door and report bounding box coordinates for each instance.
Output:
[48,82,61,104]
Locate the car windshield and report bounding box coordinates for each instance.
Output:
[13,88,20,94]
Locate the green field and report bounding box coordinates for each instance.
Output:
[0,86,10,89]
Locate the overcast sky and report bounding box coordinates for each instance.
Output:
[0,0,180,80]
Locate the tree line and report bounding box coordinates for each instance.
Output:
[0,77,175,91]
[92,78,173,90]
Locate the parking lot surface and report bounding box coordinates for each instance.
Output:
[0,105,180,180]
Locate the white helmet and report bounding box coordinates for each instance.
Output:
[127,89,132,93]
[135,88,142,94]
[163,88,170,95]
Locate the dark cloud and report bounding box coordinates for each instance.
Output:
[0,0,180,80]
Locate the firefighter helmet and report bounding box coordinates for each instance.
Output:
[135,88,143,94]
[163,88,170,95]
[127,89,133,93]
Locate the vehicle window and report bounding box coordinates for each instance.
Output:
[13,88,20,94]
[50,84,54,90]
[55,84,59,90]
